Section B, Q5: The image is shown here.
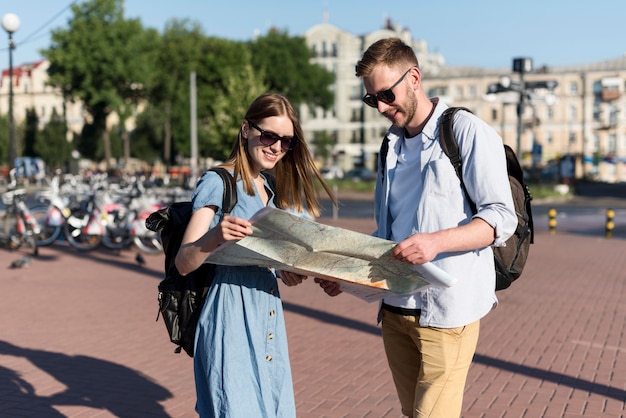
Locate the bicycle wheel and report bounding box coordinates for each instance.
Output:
[133,231,163,255]
[30,205,63,246]
[101,221,133,250]
[0,211,22,250]
[64,209,103,251]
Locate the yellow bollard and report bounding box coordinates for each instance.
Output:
[606,208,615,238]
[548,207,557,234]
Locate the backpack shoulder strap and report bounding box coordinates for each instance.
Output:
[208,168,238,214]
[261,171,278,207]
[379,133,390,183]
[438,106,477,213]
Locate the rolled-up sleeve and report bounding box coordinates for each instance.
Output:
[455,112,518,247]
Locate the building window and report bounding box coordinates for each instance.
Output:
[454,86,463,99]
[468,85,477,98]
[491,108,497,121]
[568,81,579,96]
[427,86,448,97]
[351,85,361,101]
[592,133,599,152]
[546,132,553,145]
[593,103,600,121]
[546,106,554,120]
[608,134,617,154]
[569,105,577,121]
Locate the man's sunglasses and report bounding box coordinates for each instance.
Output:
[247,120,298,151]
[362,67,415,108]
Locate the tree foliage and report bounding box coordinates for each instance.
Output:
[249,30,335,110]
[0,114,8,165]
[35,0,336,170]
[36,109,73,169]
[42,0,157,165]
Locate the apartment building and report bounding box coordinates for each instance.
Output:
[0,59,84,138]
[1,21,625,182]
[302,20,626,183]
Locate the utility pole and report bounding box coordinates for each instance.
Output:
[190,71,198,187]
[513,57,533,159]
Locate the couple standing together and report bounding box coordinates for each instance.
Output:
[174,37,517,418]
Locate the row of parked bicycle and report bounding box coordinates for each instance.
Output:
[0,169,190,257]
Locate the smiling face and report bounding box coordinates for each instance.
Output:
[243,115,294,173]
[363,65,418,130]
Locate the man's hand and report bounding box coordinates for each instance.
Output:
[314,278,342,297]
[278,270,308,287]
[392,232,439,264]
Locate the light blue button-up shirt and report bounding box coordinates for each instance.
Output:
[374,100,517,328]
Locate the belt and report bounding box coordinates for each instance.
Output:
[382,303,421,317]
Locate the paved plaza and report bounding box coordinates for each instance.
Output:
[0,209,625,417]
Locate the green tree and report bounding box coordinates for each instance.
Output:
[200,62,267,161]
[42,0,157,169]
[23,109,39,157]
[36,108,72,169]
[129,105,163,163]
[0,114,8,166]
[146,19,206,166]
[195,37,266,161]
[248,30,335,110]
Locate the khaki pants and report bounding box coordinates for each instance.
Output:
[381,309,480,418]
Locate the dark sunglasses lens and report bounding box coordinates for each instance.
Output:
[259,132,279,146]
[260,132,294,151]
[362,95,378,108]
[378,89,395,104]
[280,139,293,151]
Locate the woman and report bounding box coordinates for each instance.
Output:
[175,92,336,417]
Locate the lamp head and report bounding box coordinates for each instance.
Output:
[2,13,20,34]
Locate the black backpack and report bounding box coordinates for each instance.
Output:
[146,168,237,356]
[379,107,534,291]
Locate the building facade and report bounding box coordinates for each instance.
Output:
[302,20,626,183]
[2,21,625,182]
[0,59,84,138]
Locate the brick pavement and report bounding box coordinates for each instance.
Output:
[1,215,625,417]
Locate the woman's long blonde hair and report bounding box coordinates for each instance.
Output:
[219,92,336,217]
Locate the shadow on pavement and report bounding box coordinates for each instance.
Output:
[0,340,172,417]
[284,302,626,404]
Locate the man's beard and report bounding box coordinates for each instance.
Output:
[390,90,417,130]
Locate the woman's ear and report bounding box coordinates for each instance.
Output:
[241,120,249,139]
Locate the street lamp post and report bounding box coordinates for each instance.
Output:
[512,57,533,159]
[2,13,20,170]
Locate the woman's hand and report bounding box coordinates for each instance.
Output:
[278,270,308,286]
[314,278,342,297]
[214,215,253,244]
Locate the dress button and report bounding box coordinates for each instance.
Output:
[269,310,275,317]
[268,333,274,340]
[270,288,275,294]
[266,355,272,362]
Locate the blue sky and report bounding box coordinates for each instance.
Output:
[2,0,625,70]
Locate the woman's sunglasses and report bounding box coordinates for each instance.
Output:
[247,120,298,151]
[362,67,415,108]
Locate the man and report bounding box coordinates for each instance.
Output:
[317,37,517,417]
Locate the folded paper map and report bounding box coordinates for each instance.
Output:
[204,207,457,302]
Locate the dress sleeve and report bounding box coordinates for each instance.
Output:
[191,170,226,212]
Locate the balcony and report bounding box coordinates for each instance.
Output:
[601,89,620,101]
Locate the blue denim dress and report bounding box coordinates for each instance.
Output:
[191,171,296,417]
